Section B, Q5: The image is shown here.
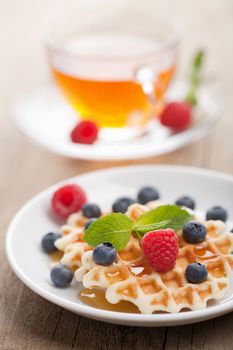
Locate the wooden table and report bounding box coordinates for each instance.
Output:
[1,1,233,349]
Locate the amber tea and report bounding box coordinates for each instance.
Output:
[50,34,175,128]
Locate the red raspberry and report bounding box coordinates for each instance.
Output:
[141,229,178,272]
[71,120,98,144]
[160,102,192,130]
[51,184,87,219]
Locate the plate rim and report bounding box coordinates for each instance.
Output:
[5,165,233,326]
[9,81,224,161]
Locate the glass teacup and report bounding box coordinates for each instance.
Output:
[44,3,180,140]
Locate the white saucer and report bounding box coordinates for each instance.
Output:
[10,81,223,161]
[5,165,233,326]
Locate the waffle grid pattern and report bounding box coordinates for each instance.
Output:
[54,204,233,314]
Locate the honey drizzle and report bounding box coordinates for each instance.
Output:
[79,288,139,313]
[49,250,64,263]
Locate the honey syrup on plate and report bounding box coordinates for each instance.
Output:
[79,288,139,313]
[49,250,64,263]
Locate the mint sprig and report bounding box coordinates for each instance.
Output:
[84,205,193,250]
[133,205,193,238]
[185,50,205,107]
[84,213,133,251]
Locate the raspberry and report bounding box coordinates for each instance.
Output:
[160,102,192,130]
[141,229,178,272]
[51,184,87,219]
[70,120,98,144]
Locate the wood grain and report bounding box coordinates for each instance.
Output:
[1,0,233,349]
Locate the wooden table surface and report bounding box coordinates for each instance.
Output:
[1,1,233,349]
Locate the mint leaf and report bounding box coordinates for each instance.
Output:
[185,50,205,106]
[133,205,193,237]
[185,89,198,107]
[133,219,171,234]
[193,50,204,75]
[84,205,193,250]
[84,213,133,251]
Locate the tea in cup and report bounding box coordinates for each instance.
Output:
[45,4,179,139]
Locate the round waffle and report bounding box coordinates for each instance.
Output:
[54,203,233,313]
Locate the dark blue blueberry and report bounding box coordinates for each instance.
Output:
[206,206,228,222]
[93,243,117,266]
[50,264,73,287]
[112,197,135,213]
[183,221,206,244]
[82,203,101,218]
[231,228,233,233]
[137,186,160,205]
[185,262,208,283]
[41,232,61,254]
[84,218,97,231]
[175,196,195,210]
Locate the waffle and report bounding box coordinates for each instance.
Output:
[53,203,233,313]
[54,223,91,269]
[75,219,233,313]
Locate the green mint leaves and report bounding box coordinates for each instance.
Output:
[185,50,205,107]
[84,205,193,250]
[84,213,133,251]
[133,205,193,238]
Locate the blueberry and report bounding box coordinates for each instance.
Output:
[41,232,61,254]
[84,218,97,231]
[183,221,206,244]
[112,197,135,213]
[231,228,233,233]
[93,243,117,266]
[137,186,160,205]
[175,196,195,210]
[185,262,208,283]
[206,206,228,222]
[50,264,73,287]
[82,203,101,218]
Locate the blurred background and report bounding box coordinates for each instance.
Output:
[2,0,232,97]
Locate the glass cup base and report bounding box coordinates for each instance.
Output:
[99,123,152,143]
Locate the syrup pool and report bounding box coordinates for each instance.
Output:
[49,250,64,263]
[79,288,139,313]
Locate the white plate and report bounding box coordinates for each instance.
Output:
[9,81,223,161]
[5,165,233,326]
